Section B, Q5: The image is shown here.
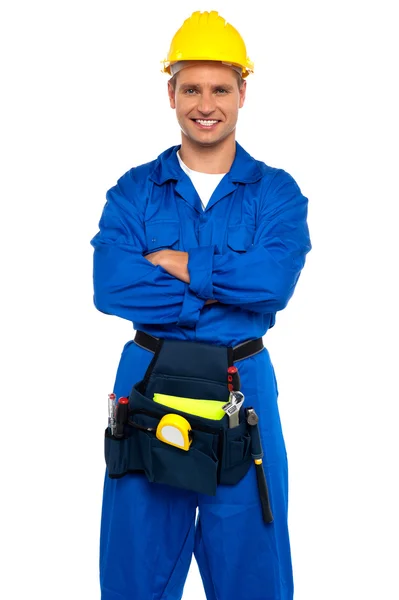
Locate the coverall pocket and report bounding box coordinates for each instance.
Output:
[227,224,255,252]
[145,220,180,253]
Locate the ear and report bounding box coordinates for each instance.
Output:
[168,81,176,109]
[239,80,247,109]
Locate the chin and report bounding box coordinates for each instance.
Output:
[190,136,223,148]
[185,129,232,147]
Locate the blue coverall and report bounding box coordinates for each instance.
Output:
[91,142,311,600]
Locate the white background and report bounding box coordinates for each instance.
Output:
[1,1,398,599]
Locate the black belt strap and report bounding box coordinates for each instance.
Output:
[134,330,264,363]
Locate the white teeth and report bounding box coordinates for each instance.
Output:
[196,120,218,126]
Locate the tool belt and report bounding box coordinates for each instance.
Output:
[104,332,264,497]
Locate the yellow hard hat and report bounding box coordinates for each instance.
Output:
[162,11,254,78]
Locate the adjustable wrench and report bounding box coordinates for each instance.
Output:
[222,390,244,428]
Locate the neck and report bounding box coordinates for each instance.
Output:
[179,133,236,174]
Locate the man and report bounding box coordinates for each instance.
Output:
[91,10,311,600]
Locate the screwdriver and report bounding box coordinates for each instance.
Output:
[227,366,241,392]
[108,393,116,435]
[114,397,129,438]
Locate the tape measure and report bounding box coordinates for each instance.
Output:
[156,414,193,451]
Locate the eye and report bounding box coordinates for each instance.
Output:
[215,88,229,94]
[184,88,198,95]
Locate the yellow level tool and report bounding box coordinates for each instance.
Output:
[153,393,226,420]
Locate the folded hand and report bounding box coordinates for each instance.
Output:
[144,250,218,304]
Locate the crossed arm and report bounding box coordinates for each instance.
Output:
[144,250,218,305]
[91,169,311,327]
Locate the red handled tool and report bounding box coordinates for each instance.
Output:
[114,397,129,438]
[227,366,241,392]
[224,366,243,428]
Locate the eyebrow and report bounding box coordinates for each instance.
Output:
[179,83,235,91]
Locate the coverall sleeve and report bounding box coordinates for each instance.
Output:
[90,174,205,326]
[187,169,311,314]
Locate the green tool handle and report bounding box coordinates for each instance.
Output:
[255,460,274,524]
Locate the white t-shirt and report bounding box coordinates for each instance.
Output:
[177,151,226,210]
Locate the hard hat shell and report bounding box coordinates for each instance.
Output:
[162,11,254,78]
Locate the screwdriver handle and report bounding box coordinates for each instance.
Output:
[227,366,241,392]
[114,397,129,438]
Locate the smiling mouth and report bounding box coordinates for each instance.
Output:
[192,119,220,128]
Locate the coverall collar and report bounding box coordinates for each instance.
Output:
[150,142,263,185]
[150,142,263,213]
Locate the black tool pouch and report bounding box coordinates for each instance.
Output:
[104,339,253,495]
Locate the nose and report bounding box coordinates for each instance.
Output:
[197,91,216,115]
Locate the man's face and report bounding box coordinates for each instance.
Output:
[167,62,246,148]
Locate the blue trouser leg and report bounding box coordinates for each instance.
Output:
[100,340,198,600]
[194,459,292,600]
[194,349,293,600]
[100,474,197,600]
